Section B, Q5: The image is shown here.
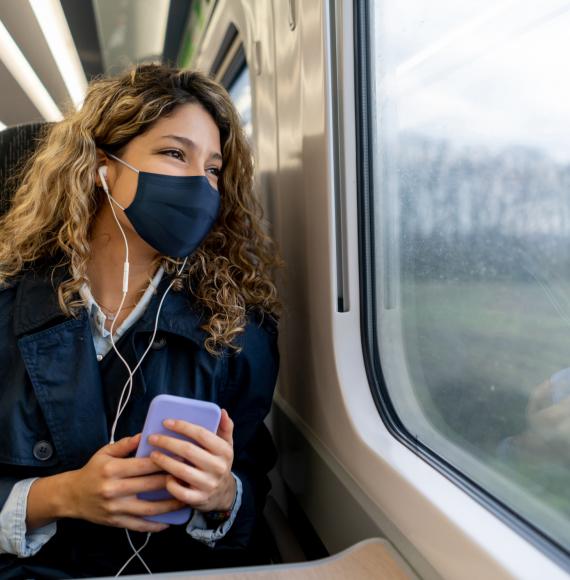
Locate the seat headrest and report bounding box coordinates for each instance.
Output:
[0,123,50,217]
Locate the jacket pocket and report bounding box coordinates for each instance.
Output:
[0,388,60,468]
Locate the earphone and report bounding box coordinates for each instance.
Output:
[98,164,188,575]
[98,166,130,294]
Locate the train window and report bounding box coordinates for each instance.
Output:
[364,0,570,554]
[227,62,252,141]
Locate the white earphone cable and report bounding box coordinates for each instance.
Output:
[99,165,188,576]
[109,257,187,443]
[115,530,152,576]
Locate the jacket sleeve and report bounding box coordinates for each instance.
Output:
[211,312,279,551]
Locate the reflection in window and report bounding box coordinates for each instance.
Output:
[370,0,570,550]
[228,65,252,140]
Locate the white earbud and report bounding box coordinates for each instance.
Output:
[98,165,109,194]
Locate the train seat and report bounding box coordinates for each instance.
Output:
[0,122,48,217]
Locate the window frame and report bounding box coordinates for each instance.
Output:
[354,0,570,567]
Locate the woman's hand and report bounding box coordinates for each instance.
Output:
[147,409,236,513]
[28,434,187,533]
[512,378,570,462]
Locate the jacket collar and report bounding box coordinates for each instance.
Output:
[135,276,209,346]
[13,264,69,337]
[13,265,209,347]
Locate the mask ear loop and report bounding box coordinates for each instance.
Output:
[108,152,140,174]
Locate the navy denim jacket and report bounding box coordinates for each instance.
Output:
[0,266,279,577]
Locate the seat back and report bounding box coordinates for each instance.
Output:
[0,123,50,217]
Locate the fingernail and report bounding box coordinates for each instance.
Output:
[148,435,158,444]
[164,419,175,427]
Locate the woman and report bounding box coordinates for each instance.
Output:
[0,64,280,577]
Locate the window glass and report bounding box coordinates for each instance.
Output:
[228,65,252,140]
[370,0,570,549]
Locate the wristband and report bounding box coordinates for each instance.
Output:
[204,477,238,524]
[204,509,232,524]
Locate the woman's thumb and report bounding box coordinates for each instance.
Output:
[105,433,141,457]
[217,409,234,444]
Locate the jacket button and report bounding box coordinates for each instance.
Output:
[151,336,167,350]
[33,440,54,461]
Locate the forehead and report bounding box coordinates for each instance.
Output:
[141,103,221,153]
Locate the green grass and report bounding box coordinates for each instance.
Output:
[393,279,570,546]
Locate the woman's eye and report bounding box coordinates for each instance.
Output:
[162,149,185,160]
[208,167,222,178]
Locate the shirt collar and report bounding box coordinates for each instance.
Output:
[79,266,165,338]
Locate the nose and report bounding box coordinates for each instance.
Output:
[187,159,204,177]
[186,159,209,179]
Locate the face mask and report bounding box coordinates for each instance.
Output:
[105,153,221,258]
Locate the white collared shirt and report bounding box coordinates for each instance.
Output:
[78,265,165,361]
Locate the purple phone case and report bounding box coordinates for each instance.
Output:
[135,394,221,525]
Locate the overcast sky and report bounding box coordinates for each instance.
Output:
[373,0,570,162]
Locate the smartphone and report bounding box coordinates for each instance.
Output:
[135,394,222,525]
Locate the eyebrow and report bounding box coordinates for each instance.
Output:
[160,134,223,163]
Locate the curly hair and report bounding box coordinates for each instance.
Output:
[0,64,281,354]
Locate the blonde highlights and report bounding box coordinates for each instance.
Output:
[0,64,280,354]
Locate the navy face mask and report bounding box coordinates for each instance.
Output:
[106,153,221,258]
